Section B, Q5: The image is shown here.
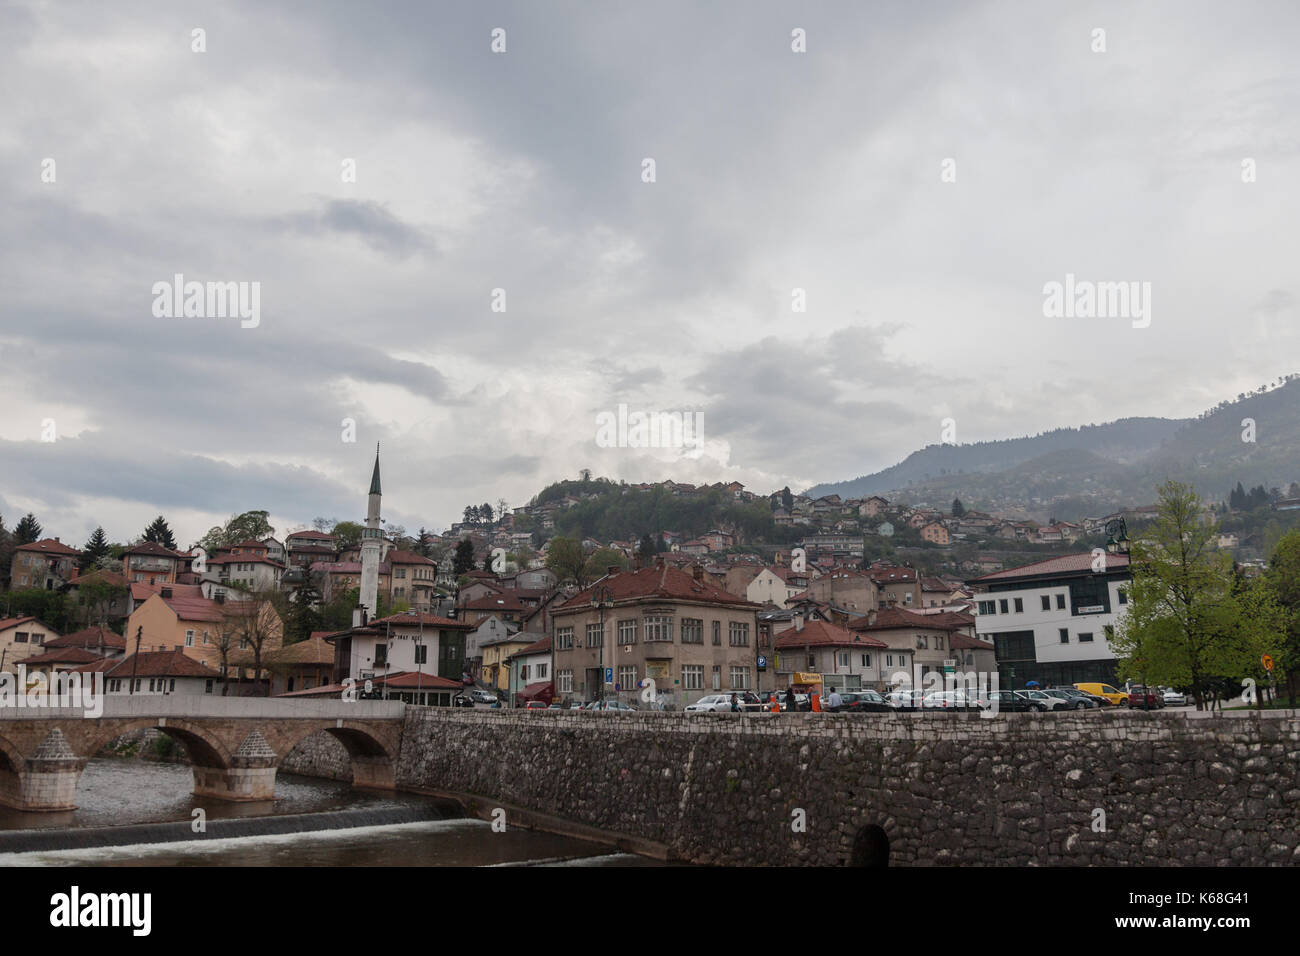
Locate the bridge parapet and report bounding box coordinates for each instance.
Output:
[0,697,405,721]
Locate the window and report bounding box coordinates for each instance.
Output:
[999,599,1009,614]
[680,618,703,644]
[1014,598,1023,613]
[374,644,388,666]
[536,663,548,679]
[205,679,214,694]
[617,619,637,645]
[520,665,530,681]
[1056,594,1066,610]
[838,652,849,666]
[644,616,673,643]
[1103,625,1114,641]
[586,623,603,648]
[935,636,944,650]
[1117,589,1128,605]
[978,601,996,615]
[618,665,636,690]
[916,635,928,649]
[396,568,406,579]
[1079,632,1094,642]
[728,622,750,647]
[414,645,427,664]
[861,653,872,666]
[203,631,210,645]
[558,669,573,693]
[1041,595,1051,611]
[1059,628,1069,643]
[556,627,574,650]
[887,654,894,667]
[14,632,27,643]
[169,679,175,693]
[712,665,721,690]
[730,666,750,690]
[682,665,703,690]
[712,621,721,645]
[32,634,44,645]
[185,629,195,647]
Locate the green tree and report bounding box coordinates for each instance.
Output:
[81,527,110,571]
[142,516,178,550]
[452,539,477,577]
[583,547,629,582]
[1264,530,1300,707]
[952,498,965,517]
[1112,480,1283,709]
[331,521,364,551]
[545,536,587,586]
[14,513,42,545]
[198,510,275,552]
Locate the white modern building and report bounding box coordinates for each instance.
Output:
[967,552,1131,687]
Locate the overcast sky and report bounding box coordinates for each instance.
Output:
[2,0,1298,548]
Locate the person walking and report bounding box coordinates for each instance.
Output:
[730,692,739,713]
[827,687,844,713]
[786,686,799,712]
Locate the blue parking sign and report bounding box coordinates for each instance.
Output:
[605,667,613,684]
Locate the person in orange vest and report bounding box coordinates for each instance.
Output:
[810,692,822,712]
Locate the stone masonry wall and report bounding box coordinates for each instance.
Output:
[279,730,352,782]
[395,708,1300,866]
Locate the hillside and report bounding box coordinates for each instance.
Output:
[805,377,1300,512]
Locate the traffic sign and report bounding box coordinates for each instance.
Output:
[604,667,613,685]
[757,655,767,671]
[1262,654,1274,672]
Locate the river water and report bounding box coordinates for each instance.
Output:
[0,758,659,867]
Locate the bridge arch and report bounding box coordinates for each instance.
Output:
[0,730,30,809]
[279,723,397,792]
[81,718,232,771]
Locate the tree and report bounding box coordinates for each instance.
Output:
[222,588,285,697]
[638,533,657,562]
[283,574,324,645]
[1112,481,1283,709]
[952,498,966,518]
[14,513,42,545]
[545,536,587,586]
[0,515,11,589]
[142,516,178,550]
[452,539,477,577]
[781,487,794,512]
[198,510,275,552]
[81,527,110,571]
[480,503,495,528]
[583,548,629,582]
[74,576,129,627]
[331,521,364,551]
[1264,530,1300,707]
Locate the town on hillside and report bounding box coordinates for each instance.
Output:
[3,450,1296,712]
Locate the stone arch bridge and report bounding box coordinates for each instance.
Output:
[0,697,405,811]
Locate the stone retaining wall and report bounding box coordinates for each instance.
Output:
[279,730,353,781]
[394,708,1300,866]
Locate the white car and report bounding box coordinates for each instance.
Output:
[1162,688,1187,706]
[1016,689,1067,710]
[685,694,735,712]
[921,691,974,710]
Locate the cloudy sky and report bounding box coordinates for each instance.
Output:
[2,0,1298,548]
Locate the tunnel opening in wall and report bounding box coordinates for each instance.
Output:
[849,824,890,867]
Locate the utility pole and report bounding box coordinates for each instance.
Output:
[129,625,142,694]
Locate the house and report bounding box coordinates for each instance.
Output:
[868,563,921,609]
[255,631,336,695]
[0,617,59,671]
[860,496,889,517]
[284,530,339,568]
[21,647,108,684]
[480,631,536,693]
[43,625,126,658]
[746,566,809,608]
[9,538,83,590]
[125,584,284,676]
[804,569,877,615]
[207,539,285,591]
[505,634,553,704]
[550,561,763,708]
[120,541,190,585]
[967,552,1132,688]
[465,614,520,679]
[81,650,218,696]
[848,606,992,690]
[326,611,472,687]
[773,617,890,693]
[387,550,439,611]
[62,568,131,622]
[919,521,950,545]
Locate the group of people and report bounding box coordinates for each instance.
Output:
[721,687,844,713]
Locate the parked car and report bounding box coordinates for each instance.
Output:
[921,690,975,710]
[1162,688,1187,706]
[469,689,497,704]
[547,703,563,710]
[685,694,738,712]
[581,699,637,711]
[451,694,475,708]
[1127,685,1164,708]
[1016,689,1068,711]
[1074,682,1130,706]
[978,690,1046,712]
[841,690,891,713]
[1051,686,1106,707]
[885,689,926,711]
[1041,688,1094,709]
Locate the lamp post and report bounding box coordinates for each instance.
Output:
[129,625,142,695]
[591,585,613,705]
[1103,518,1130,556]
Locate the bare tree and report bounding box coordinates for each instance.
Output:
[223,588,286,697]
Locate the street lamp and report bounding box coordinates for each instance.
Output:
[1104,518,1130,555]
[590,584,614,704]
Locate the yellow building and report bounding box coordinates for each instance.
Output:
[479,633,535,693]
[125,585,282,678]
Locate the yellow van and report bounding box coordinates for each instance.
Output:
[1074,682,1128,705]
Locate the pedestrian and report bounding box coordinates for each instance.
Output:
[730,693,739,712]
[786,686,799,712]
[827,687,843,713]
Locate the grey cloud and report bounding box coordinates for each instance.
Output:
[271,198,432,258]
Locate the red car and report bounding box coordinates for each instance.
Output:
[1127,686,1164,708]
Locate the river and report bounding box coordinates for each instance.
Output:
[0,758,660,867]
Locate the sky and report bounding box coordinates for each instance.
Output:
[2,0,1299,549]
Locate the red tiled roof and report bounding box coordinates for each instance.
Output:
[774,620,887,650]
[122,541,188,558]
[65,568,129,588]
[22,647,105,665]
[509,634,552,658]
[368,612,472,630]
[287,530,336,541]
[207,554,285,567]
[969,552,1130,582]
[15,538,82,556]
[0,616,40,631]
[462,593,534,612]
[46,626,126,650]
[850,606,968,632]
[387,550,436,565]
[90,651,212,678]
[558,565,758,610]
[948,632,995,651]
[71,658,119,674]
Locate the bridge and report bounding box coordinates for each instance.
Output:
[0,697,405,811]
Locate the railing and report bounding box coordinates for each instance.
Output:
[0,696,406,720]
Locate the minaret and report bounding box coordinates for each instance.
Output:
[355,444,383,627]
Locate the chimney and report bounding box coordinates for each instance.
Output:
[692,564,704,582]
[794,608,805,631]
[54,537,60,543]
